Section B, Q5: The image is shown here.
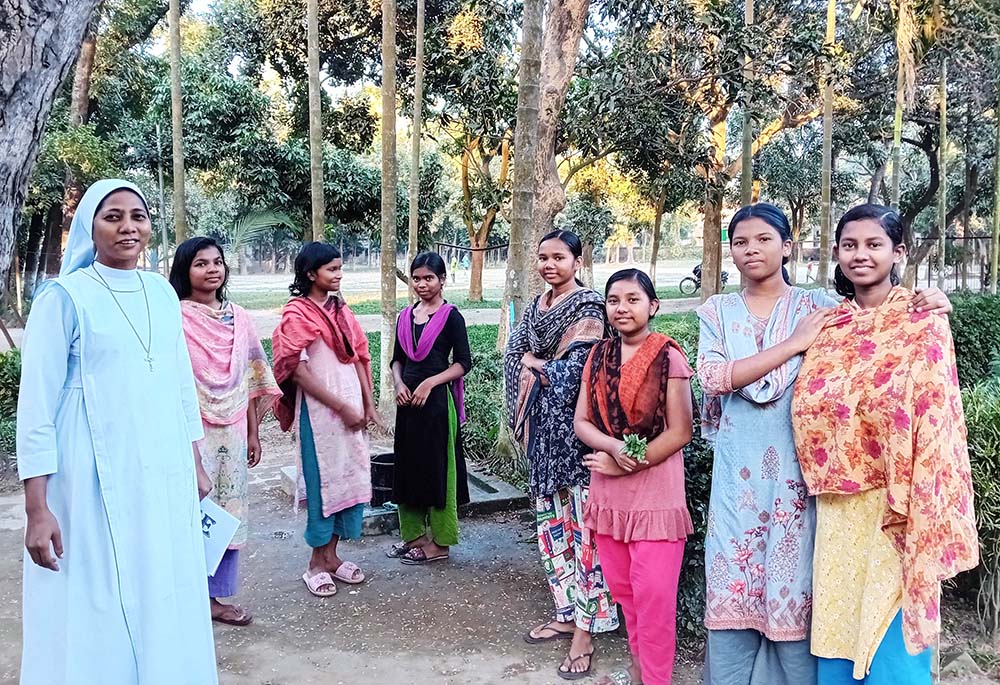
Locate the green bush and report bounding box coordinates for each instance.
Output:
[950,295,1000,387]
[962,380,1000,637]
[0,350,20,418]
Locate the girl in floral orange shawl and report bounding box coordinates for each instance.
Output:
[792,205,978,684]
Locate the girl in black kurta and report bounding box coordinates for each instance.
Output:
[388,253,473,564]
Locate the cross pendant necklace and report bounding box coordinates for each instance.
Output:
[87,264,155,372]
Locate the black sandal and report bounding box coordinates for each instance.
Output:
[523,620,575,644]
[557,649,595,681]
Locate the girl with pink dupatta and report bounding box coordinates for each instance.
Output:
[170,237,281,627]
[271,242,380,598]
[386,253,472,565]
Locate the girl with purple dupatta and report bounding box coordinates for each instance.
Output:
[387,253,472,564]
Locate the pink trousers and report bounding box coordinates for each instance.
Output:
[595,534,685,685]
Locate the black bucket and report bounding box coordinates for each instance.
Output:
[370,452,394,507]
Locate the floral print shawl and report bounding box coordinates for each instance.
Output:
[792,287,979,653]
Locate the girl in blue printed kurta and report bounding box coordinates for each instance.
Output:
[696,203,950,685]
[16,180,217,684]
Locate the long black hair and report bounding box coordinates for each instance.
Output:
[833,204,904,299]
[410,251,447,278]
[728,202,793,284]
[539,229,585,287]
[605,268,659,319]
[169,236,229,302]
[290,241,342,297]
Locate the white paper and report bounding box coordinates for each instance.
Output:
[200,499,240,577]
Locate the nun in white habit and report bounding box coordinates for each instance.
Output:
[16,179,218,684]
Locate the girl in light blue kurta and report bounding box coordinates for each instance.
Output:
[16,180,218,684]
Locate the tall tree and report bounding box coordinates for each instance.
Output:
[58,24,98,255]
[407,0,425,285]
[531,0,590,249]
[818,0,836,289]
[740,0,755,205]
[936,57,947,288]
[306,0,325,242]
[498,0,545,351]
[380,0,399,415]
[1,0,103,288]
[168,0,188,242]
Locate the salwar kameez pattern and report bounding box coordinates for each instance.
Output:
[398,392,461,546]
[536,486,619,633]
[392,305,472,546]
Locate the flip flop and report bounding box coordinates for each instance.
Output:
[386,541,414,558]
[557,649,595,681]
[211,604,253,627]
[301,570,337,597]
[332,561,366,584]
[523,620,575,644]
[400,546,449,565]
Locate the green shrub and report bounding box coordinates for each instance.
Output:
[962,380,1000,637]
[950,295,1000,387]
[0,350,20,418]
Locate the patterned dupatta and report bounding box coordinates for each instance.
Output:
[503,288,609,446]
[396,302,466,423]
[180,301,280,425]
[588,333,680,441]
[792,287,979,653]
[272,296,371,431]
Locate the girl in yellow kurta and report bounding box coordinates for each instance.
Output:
[791,204,978,684]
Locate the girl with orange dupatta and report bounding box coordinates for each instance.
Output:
[272,242,379,598]
[171,237,281,626]
[575,269,695,685]
[792,205,978,685]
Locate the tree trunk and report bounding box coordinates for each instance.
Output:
[379,0,399,417]
[168,0,188,242]
[58,25,97,257]
[649,188,666,289]
[868,160,888,204]
[498,0,544,352]
[700,115,727,301]
[469,241,485,301]
[528,0,591,289]
[306,0,325,243]
[889,0,914,210]
[581,242,594,288]
[701,182,724,302]
[818,0,835,290]
[41,203,64,279]
[789,200,803,284]
[0,0,102,291]
[739,0,754,206]
[407,0,425,289]
[992,102,1000,295]
[23,210,44,298]
[936,59,948,289]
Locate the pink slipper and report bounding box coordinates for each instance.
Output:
[332,561,366,584]
[302,571,337,597]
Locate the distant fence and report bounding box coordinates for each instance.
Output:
[433,242,509,267]
[796,237,998,293]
